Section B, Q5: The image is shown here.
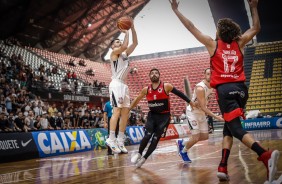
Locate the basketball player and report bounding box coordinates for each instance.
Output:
[106,19,138,154]
[170,0,279,182]
[176,68,224,162]
[103,100,119,155]
[130,68,195,168]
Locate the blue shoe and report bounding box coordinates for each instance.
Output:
[176,139,184,155]
[176,139,192,163]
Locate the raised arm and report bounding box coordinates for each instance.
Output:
[164,83,195,107]
[169,0,215,54]
[111,30,129,56]
[238,0,260,48]
[126,20,138,56]
[130,87,147,110]
[195,86,224,121]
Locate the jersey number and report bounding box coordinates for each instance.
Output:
[221,54,238,73]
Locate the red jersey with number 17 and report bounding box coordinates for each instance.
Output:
[146,81,170,114]
[210,40,246,88]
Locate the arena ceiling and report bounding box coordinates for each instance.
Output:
[0,0,281,61]
[0,0,150,61]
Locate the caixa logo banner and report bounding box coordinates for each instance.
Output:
[126,126,145,145]
[32,130,92,158]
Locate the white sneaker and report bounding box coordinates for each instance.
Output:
[136,157,146,168]
[117,137,128,153]
[106,138,121,154]
[131,153,142,164]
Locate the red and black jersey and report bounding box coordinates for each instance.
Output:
[210,40,246,88]
[146,81,170,113]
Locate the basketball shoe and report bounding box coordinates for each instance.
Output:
[258,150,280,182]
[117,137,128,153]
[217,166,229,181]
[106,138,121,154]
[131,153,142,164]
[136,157,146,168]
[176,139,192,163]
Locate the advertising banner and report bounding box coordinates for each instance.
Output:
[0,132,38,162]
[242,117,282,130]
[85,128,108,150]
[125,126,145,145]
[160,124,179,141]
[32,130,92,158]
[173,124,191,138]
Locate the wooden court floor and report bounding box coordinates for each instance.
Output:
[0,129,281,184]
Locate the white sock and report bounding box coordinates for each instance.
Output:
[109,131,116,140]
[182,146,188,153]
[117,131,125,139]
[182,140,188,146]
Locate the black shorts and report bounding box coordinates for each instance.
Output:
[145,111,170,137]
[216,82,248,122]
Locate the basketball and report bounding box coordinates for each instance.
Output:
[117,17,132,30]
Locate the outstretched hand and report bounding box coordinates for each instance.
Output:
[169,0,179,11]
[129,17,135,29]
[248,0,258,8]
[216,115,225,122]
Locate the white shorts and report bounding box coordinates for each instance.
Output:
[109,79,130,108]
[186,110,208,134]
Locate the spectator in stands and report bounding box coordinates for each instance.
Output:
[93,80,98,87]
[56,112,64,129]
[79,60,86,66]
[86,69,95,76]
[7,112,20,131]
[81,111,90,128]
[40,113,53,130]
[71,71,77,80]
[5,93,12,113]
[179,109,188,124]
[25,110,37,131]
[68,58,76,66]
[45,68,52,76]
[170,0,279,182]
[64,111,73,129]
[51,66,58,75]
[0,113,11,132]
[48,103,58,117]
[66,70,72,79]
[14,112,29,132]
[89,111,96,128]
[34,115,41,129]
[130,66,138,74]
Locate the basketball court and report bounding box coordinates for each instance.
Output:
[0,129,281,184]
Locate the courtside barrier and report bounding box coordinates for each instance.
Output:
[32,130,92,158]
[242,117,282,130]
[125,126,145,145]
[0,132,39,163]
[160,124,179,141]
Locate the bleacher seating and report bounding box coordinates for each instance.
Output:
[27,47,112,85]
[246,41,282,115]
[0,42,82,91]
[126,51,220,116]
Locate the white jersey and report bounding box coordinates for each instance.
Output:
[187,81,213,114]
[110,53,130,82]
